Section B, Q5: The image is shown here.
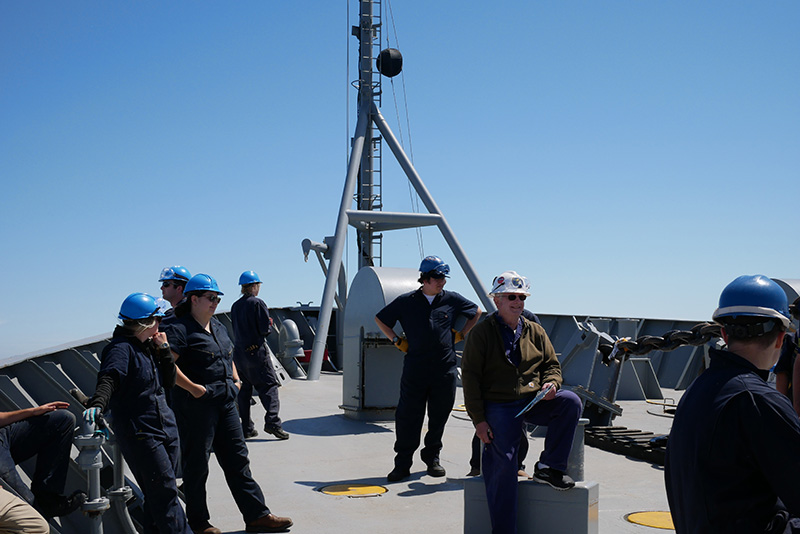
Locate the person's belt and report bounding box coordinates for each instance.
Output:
[245,340,268,352]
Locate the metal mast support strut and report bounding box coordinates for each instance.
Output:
[307,99,369,380]
[305,0,493,380]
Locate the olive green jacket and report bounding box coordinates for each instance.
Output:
[461,313,563,425]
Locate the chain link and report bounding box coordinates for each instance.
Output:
[600,322,722,361]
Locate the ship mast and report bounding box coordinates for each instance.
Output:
[304,0,494,380]
[354,0,381,269]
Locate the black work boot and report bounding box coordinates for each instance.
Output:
[387,466,411,482]
[34,489,87,517]
[264,425,289,440]
[425,460,446,477]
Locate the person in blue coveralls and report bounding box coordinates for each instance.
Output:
[163,274,292,534]
[83,292,191,534]
[462,270,582,534]
[158,265,191,324]
[231,270,288,440]
[375,255,482,482]
[665,275,800,533]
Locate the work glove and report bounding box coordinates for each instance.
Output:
[452,329,465,343]
[82,408,109,439]
[83,407,101,425]
[393,336,409,353]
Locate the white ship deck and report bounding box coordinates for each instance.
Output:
[204,372,679,533]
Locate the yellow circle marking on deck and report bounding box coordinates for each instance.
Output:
[453,404,467,412]
[319,484,388,497]
[624,511,674,529]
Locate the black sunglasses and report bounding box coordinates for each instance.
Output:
[505,294,526,301]
[161,281,179,288]
[203,294,222,304]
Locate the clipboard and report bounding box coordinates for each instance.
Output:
[515,385,552,418]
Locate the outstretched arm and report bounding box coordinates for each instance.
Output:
[0,402,70,428]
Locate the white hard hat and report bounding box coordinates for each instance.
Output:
[488,271,531,297]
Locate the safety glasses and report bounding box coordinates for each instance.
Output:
[203,294,222,304]
[505,294,526,302]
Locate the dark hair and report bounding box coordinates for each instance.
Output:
[174,295,195,318]
[418,271,444,284]
[722,317,784,347]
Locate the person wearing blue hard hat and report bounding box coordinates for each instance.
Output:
[159,266,192,324]
[666,275,800,533]
[375,255,482,482]
[84,292,191,533]
[163,274,292,534]
[231,271,288,441]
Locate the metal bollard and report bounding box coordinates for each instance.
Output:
[278,319,308,379]
[107,436,137,533]
[74,419,110,534]
[566,418,589,482]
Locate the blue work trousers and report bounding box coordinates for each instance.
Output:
[173,397,269,527]
[394,364,458,469]
[0,410,74,503]
[471,431,528,471]
[234,345,281,432]
[482,389,582,534]
[117,433,191,534]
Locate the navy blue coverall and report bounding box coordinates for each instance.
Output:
[95,328,190,534]
[231,294,282,433]
[665,347,800,533]
[165,315,272,529]
[376,288,478,470]
[0,410,74,506]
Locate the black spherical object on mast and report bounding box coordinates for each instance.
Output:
[377,48,403,77]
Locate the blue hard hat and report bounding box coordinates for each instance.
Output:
[159,266,191,282]
[119,293,165,321]
[419,256,450,277]
[712,275,792,330]
[239,270,262,285]
[185,274,224,295]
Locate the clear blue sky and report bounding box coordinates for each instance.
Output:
[2,1,798,359]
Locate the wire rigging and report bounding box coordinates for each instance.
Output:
[384,0,425,261]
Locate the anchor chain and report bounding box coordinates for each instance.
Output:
[599,322,722,362]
